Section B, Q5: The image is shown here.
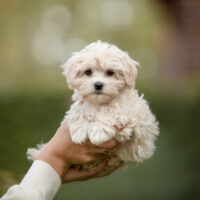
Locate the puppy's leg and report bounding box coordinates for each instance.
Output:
[69,121,88,144]
[88,122,115,145]
[27,144,45,161]
[131,121,159,162]
[115,115,134,142]
[116,127,133,142]
[119,112,159,163]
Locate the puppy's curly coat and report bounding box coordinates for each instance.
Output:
[27,41,159,167]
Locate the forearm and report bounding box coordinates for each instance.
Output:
[38,143,70,183]
[1,160,61,200]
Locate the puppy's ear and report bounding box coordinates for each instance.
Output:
[120,55,139,88]
[62,53,82,90]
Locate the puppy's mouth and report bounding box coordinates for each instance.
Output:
[93,91,113,98]
[83,91,113,99]
[94,91,103,95]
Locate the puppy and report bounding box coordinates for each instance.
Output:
[27,41,159,167]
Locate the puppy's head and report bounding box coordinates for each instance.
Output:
[62,41,138,105]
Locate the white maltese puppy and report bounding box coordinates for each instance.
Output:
[27,41,159,167]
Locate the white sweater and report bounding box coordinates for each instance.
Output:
[1,160,61,200]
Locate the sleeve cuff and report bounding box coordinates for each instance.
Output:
[20,160,61,200]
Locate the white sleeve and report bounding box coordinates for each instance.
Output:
[1,160,61,200]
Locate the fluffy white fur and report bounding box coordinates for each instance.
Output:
[27,41,159,167]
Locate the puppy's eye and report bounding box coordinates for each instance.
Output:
[85,69,92,76]
[106,70,114,76]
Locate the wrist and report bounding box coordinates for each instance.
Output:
[38,149,70,182]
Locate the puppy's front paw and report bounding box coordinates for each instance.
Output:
[70,124,88,144]
[88,123,115,145]
[116,127,133,142]
[116,115,129,130]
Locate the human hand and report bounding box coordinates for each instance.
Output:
[38,122,125,182]
[63,139,126,183]
[62,158,123,183]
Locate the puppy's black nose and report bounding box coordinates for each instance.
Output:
[94,82,103,91]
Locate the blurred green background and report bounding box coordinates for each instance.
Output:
[0,0,200,199]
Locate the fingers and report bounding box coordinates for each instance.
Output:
[98,139,120,149]
[64,159,108,183]
[97,139,129,154]
[84,139,130,162]
[109,140,130,153]
[82,154,108,163]
[95,162,123,178]
[88,146,115,156]
[88,146,107,154]
[63,158,124,183]
[85,159,108,177]
[78,160,107,181]
[83,141,115,155]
